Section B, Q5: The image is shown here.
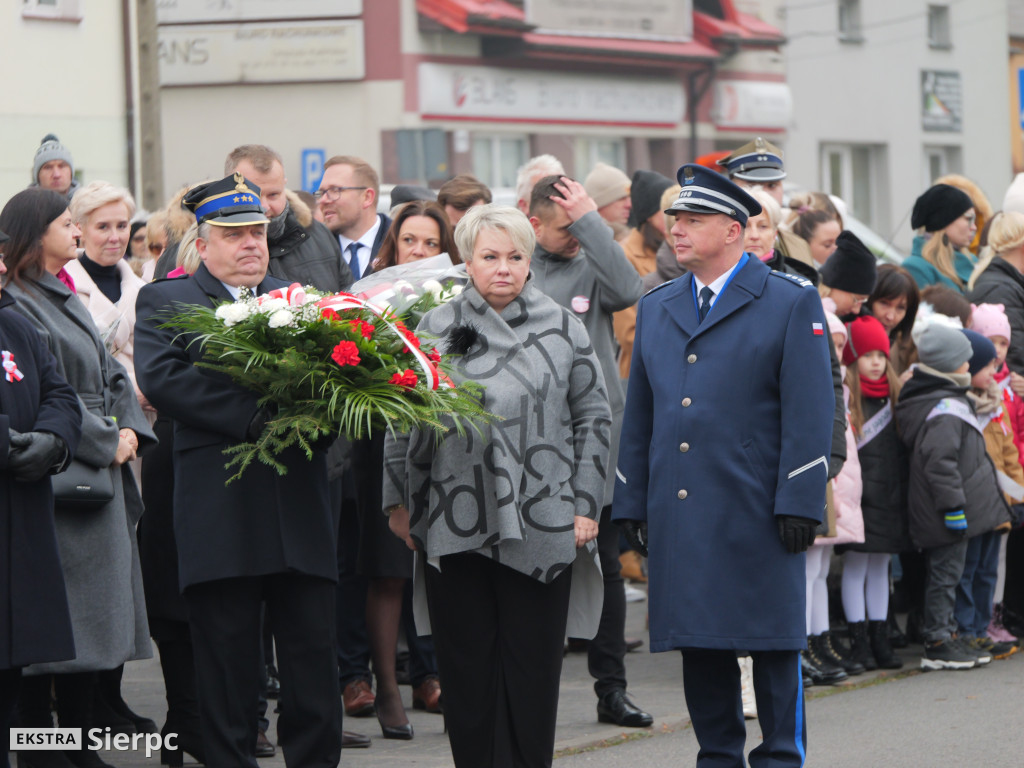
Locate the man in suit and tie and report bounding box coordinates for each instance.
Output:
[613,165,834,767]
[134,173,342,768]
[316,155,391,280]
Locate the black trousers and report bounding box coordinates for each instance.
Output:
[682,648,806,768]
[184,573,341,768]
[0,668,20,768]
[588,504,627,697]
[425,553,572,768]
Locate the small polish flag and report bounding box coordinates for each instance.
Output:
[812,322,824,336]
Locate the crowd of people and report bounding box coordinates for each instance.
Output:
[3,129,1024,768]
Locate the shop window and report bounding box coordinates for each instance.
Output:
[396,129,449,185]
[821,143,885,229]
[928,5,952,49]
[22,0,82,20]
[574,138,626,179]
[471,135,528,190]
[838,0,863,43]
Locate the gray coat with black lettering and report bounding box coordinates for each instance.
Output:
[896,368,1010,549]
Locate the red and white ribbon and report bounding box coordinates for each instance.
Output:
[315,290,443,391]
[2,351,24,383]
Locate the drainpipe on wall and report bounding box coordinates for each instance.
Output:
[121,0,136,200]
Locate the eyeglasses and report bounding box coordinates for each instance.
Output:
[314,186,368,203]
[148,243,166,255]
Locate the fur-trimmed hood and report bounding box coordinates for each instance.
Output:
[285,189,313,228]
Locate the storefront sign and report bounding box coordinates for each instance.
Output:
[524,0,691,40]
[158,21,364,85]
[921,70,962,132]
[156,0,361,24]
[712,81,792,131]
[418,63,685,127]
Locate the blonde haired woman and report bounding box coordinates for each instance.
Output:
[970,211,1024,375]
[903,183,977,293]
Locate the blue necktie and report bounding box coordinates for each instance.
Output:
[698,286,715,323]
[347,242,361,277]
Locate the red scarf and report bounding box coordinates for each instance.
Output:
[860,374,889,398]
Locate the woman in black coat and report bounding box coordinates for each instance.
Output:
[0,226,83,768]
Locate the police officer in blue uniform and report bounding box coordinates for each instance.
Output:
[612,165,834,767]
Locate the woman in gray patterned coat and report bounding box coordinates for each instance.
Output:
[0,189,156,768]
[383,204,610,768]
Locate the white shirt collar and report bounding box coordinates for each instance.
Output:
[692,257,744,308]
[338,215,382,276]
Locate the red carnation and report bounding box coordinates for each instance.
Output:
[390,369,418,389]
[321,308,340,322]
[349,319,375,339]
[403,330,421,349]
[331,340,361,367]
[428,347,441,364]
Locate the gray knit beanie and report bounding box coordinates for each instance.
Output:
[916,323,972,374]
[33,134,74,183]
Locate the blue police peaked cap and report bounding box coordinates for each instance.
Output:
[183,173,268,227]
[665,164,762,227]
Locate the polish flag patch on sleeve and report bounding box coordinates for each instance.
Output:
[812,322,824,335]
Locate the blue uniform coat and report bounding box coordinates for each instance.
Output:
[612,257,834,651]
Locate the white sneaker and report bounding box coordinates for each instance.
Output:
[739,656,757,719]
[624,584,647,603]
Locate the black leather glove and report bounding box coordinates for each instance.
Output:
[776,515,818,554]
[8,429,68,482]
[246,408,272,442]
[617,519,648,558]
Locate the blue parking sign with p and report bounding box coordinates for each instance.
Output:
[302,149,326,193]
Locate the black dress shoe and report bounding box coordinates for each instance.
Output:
[596,689,653,728]
[342,730,371,748]
[265,665,281,700]
[255,730,276,758]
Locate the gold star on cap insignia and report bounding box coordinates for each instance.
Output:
[234,195,240,203]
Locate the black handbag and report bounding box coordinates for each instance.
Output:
[51,459,114,509]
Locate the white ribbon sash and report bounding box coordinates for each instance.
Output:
[856,402,892,450]
[925,397,983,435]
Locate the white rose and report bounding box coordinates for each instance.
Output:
[448,285,463,296]
[261,297,288,313]
[216,303,252,326]
[267,309,295,328]
[421,279,444,297]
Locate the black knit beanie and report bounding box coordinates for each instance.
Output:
[911,184,973,232]
[629,170,674,228]
[819,231,877,295]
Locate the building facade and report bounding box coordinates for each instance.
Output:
[155,0,792,202]
[779,0,1011,252]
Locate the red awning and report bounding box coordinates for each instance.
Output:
[518,32,720,65]
[694,9,786,47]
[416,0,530,36]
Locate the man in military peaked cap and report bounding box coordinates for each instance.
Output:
[614,164,834,767]
[134,173,343,768]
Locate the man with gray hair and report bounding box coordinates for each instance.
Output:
[516,154,566,214]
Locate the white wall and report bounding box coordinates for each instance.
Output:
[0,2,130,206]
[782,0,1010,251]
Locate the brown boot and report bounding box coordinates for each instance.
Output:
[619,551,647,583]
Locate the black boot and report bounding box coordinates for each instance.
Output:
[155,637,205,767]
[801,637,847,685]
[846,621,878,671]
[54,673,114,768]
[94,666,158,735]
[813,632,865,676]
[868,620,904,669]
[887,608,909,649]
[17,676,75,768]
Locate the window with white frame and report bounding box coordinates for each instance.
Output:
[922,146,962,189]
[471,135,528,190]
[821,143,884,228]
[574,138,626,179]
[838,0,863,42]
[22,0,82,21]
[928,5,951,49]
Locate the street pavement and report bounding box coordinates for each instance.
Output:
[55,582,1024,767]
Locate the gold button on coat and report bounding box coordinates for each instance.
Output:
[682,398,692,407]
[679,443,689,452]
[687,354,697,363]
[677,489,688,499]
